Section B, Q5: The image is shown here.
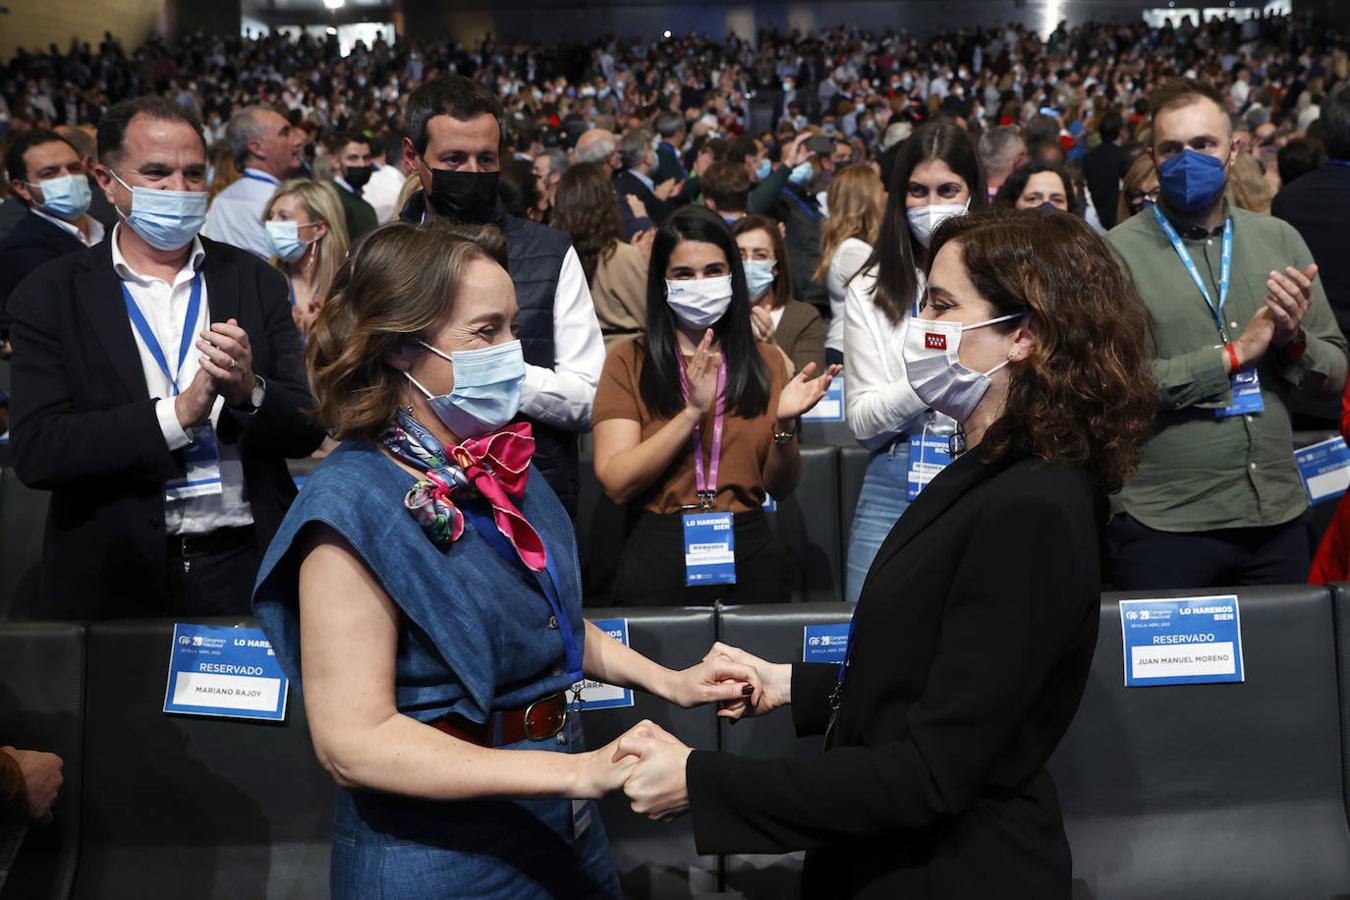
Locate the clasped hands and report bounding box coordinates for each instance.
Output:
[584,643,791,822]
[175,317,257,430]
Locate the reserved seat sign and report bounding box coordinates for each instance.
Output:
[163,623,289,721]
[1119,595,1244,687]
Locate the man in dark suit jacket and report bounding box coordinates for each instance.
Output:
[1273,86,1350,337]
[0,129,105,337]
[614,127,678,226]
[7,96,323,620]
[330,131,379,243]
[1082,110,1127,231]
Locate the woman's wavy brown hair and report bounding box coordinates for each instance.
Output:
[927,209,1156,494]
[305,221,510,441]
[552,161,625,283]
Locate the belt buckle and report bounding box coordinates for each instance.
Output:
[522,693,567,741]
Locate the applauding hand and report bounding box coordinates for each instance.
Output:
[682,330,721,419]
[776,362,843,423]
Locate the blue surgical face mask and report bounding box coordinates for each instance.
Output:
[405,339,526,439]
[743,259,776,299]
[265,220,319,262]
[1158,147,1228,215]
[755,158,772,181]
[27,173,91,221]
[109,170,208,251]
[788,161,814,186]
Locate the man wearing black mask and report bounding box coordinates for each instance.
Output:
[330,131,378,242]
[401,75,605,514]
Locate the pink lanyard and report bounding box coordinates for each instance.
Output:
[677,353,727,511]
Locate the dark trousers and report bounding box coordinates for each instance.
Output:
[611,509,794,606]
[165,527,260,617]
[1105,513,1310,591]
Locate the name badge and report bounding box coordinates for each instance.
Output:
[803,623,851,663]
[1120,595,1244,687]
[570,618,635,712]
[801,378,845,422]
[907,432,953,500]
[1296,435,1350,504]
[165,423,225,500]
[682,511,736,586]
[1215,369,1264,418]
[163,623,289,721]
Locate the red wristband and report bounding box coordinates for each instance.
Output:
[1224,342,1241,372]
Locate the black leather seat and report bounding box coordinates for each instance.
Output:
[583,605,722,898]
[764,446,842,602]
[0,622,85,900]
[74,618,333,900]
[0,466,46,621]
[1049,587,1350,899]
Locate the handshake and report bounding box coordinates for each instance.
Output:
[575,643,792,822]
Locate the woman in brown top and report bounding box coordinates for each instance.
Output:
[553,162,650,348]
[733,215,827,376]
[593,206,841,606]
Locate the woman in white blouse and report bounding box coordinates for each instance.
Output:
[843,122,987,602]
[817,166,885,364]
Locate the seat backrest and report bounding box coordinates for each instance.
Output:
[714,602,854,897]
[1049,587,1350,900]
[764,446,841,602]
[0,622,85,900]
[836,445,871,568]
[583,606,722,898]
[74,619,333,900]
[0,467,47,621]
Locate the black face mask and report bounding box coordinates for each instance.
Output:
[344,165,373,191]
[427,167,502,224]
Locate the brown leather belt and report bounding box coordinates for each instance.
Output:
[429,692,568,747]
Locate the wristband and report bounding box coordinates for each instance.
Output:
[1283,331,1308,363]
[1224,342,1241,373]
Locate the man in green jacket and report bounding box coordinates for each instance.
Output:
[329,132,378,243]
[1106,78,1347,589]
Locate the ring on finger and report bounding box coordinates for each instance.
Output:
[229,358,237,370]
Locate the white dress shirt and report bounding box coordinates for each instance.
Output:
[825,237,871,354]
[32,208,105,247]
[111,225,253,535]
[364,163,407,223]
[843,266,934,451]
[519,246,606,430]
[203,167,278,260]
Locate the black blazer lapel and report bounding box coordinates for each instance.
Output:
[76,241,151,403]
[860,446,1003,591]
[200,238,240,325]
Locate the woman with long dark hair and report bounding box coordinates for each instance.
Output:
[592,206,841,606]
[842,120,987,602]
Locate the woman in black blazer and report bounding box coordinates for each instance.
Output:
[616,209,1157,899]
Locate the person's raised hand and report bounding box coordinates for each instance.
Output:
[750,305,775,343]
[683,329,720,418]
[2,746,63,822]
[776,362,843,423]
[174,364,219,431]
[786,133,815,168]
[702,642,792,721]
[624,194,647,220]
[1264,263,1317,347]
[198,318,256,408]
[655,178,685,201]
[662,652,763,710]
[631,227,656,260]
[1233,306,1276,370]
[616,721,693,822]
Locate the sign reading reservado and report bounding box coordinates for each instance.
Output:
[163,623,289,721]
[1119,595,1244,688]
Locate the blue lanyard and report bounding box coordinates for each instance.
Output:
[1329,159,1350,167]
[459,501,584,686]
[242,170,278,186]
[121,273,203,396]
[1152,205,1232,336]
[784,188,823,223]
[287,279,320,308]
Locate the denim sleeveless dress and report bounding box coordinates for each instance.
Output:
[253,440,620,899]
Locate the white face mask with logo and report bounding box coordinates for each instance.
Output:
[906,198,971,249]
[666,275,734,328]
[902,312,1025,422]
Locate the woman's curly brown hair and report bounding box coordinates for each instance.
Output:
[928,209,1156,494]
